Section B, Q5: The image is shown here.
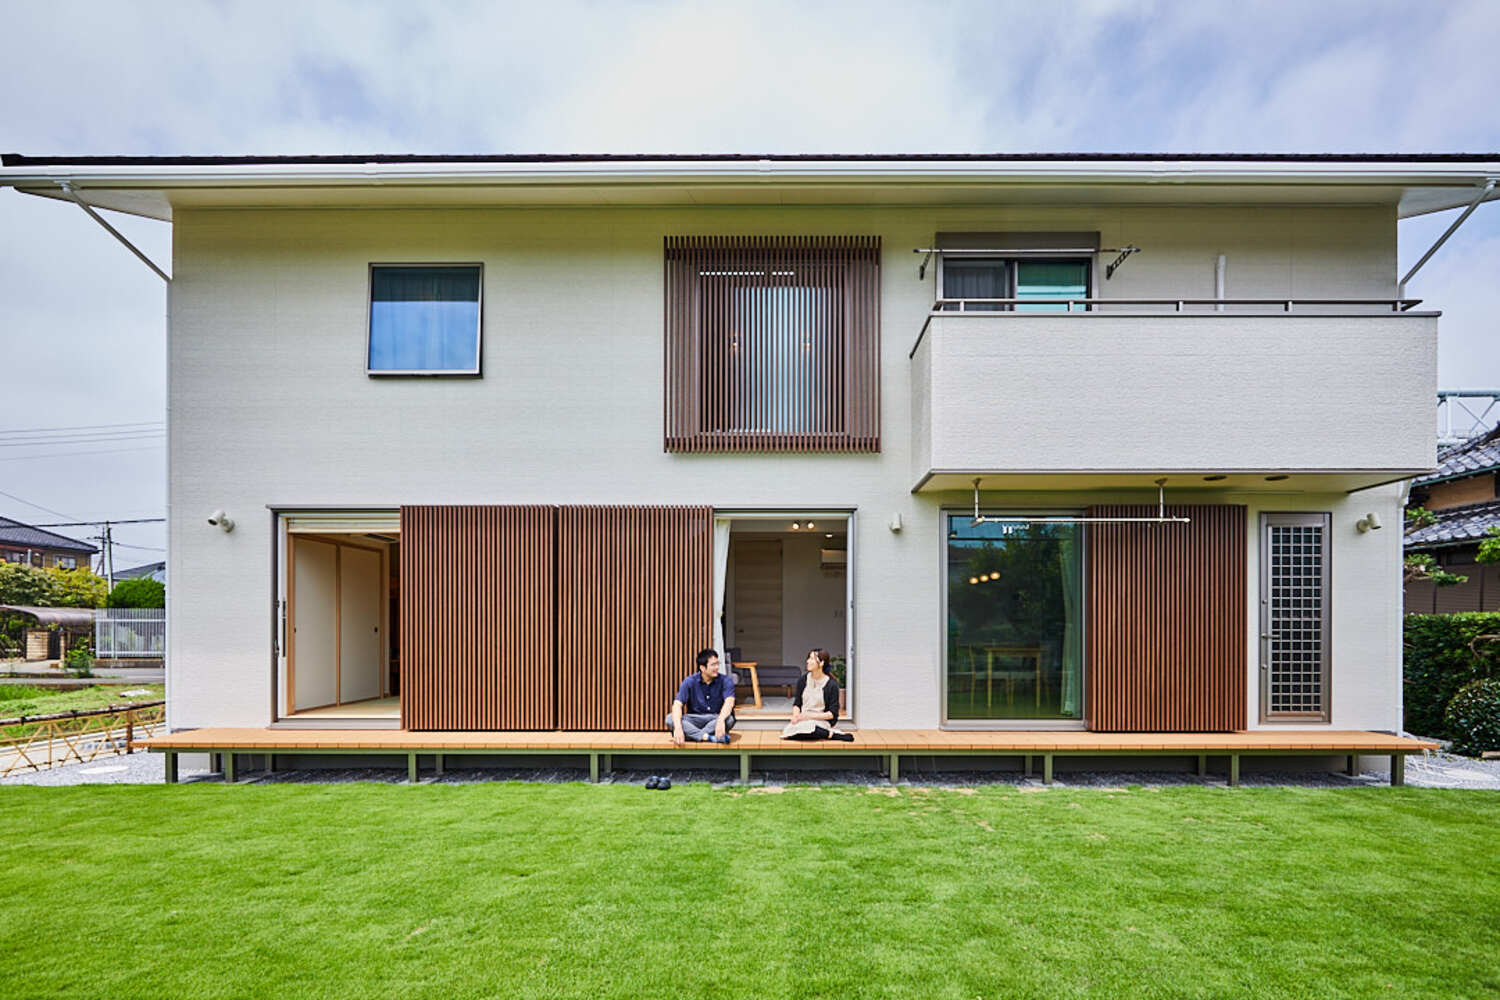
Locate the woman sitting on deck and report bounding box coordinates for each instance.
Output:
[780,648,854,742]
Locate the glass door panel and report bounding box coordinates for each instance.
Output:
[946,514,1083,720]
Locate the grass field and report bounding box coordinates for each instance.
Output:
[0,683,164,720]
[1,783,1496,999]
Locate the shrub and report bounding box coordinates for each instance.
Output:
[1403,613,1500,738]
[0,562,64,606]
[106,577,165,609]
[47,566,108,608]
[64,638,94,677]
[1444,678,1500,756]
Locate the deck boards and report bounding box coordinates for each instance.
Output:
[142,728,1436,754]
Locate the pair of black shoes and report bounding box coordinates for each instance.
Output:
[645,775,673,790]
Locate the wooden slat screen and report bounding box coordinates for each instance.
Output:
[664,235,880,453]
[400,505,555,731]
[1086,505,1246,732]
[557,505,713,731]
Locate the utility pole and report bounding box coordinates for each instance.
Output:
[101,521,114,590]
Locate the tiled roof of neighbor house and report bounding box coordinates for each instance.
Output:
[116,561,165,580]
[0,517,98,554]
[1418,425,1500,486]
[1405,499,1500,550]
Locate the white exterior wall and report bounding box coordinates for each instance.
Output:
[167,202,1414,732]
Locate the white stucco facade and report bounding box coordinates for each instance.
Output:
[157,198,1431,733]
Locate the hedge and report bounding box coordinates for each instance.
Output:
[1404,613,1500,738]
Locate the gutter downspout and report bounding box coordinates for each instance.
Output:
[1399,178,1496,299]
[58,181,170,283]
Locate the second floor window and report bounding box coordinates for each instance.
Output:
[664,236,881,452]
[941,256,1091,311]
[367,264,482,375]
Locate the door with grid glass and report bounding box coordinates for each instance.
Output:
[1259,513,1331,721]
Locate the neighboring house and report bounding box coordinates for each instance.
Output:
[0,516,97,571]
[115,560,167,584]
[1404,425,1500,613]
[4,152,1491,769]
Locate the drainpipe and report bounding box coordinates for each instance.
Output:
[1214,254,1227,312]
[1399,178,1497,299]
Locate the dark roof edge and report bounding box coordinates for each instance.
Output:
[6,152,1500,168]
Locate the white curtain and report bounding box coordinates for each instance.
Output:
[712,517,732,680]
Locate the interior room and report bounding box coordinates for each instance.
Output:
[281,527,400,725]
[721,516,850,722]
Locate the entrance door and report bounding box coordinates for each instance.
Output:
[732,538,783,665]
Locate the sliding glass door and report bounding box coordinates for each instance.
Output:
[945,514,1083,722]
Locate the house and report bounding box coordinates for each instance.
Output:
[115,560,167,584]
[1404,425,1500,612]
[4,152,1487,781]
[0,516,98,571]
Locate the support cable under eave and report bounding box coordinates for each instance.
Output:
[968,477,1191,526]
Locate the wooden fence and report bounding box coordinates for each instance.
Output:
[0,701,165,776]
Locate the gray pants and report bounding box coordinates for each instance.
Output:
[665,712,736,741]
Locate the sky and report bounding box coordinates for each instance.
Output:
[1,0,1498,565]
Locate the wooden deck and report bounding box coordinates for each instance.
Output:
[142,728,1436,786]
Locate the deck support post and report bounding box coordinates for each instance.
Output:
[1228,754,1240,787]
[223,753,237,784]
[739,753,750,784]
[588,753,599,783]
[407,753,418,784]
[1023,754,1032,777]
[267,754,278,774]
[888,754,900,784]
[434,753,444,776]
[602,753,612,776]
[1390,754,1405,786]
[163,751,178,784]
[1197,754,1207,777]
[1347,754,1358,777]
[1042,753,1054,785]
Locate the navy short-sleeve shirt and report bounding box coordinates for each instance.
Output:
[675,671,736,715]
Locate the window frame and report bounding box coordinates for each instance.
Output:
[1259,511,1333,723]
[937,254,1095,311]
[56,555,77,570]
[365,262,484,377]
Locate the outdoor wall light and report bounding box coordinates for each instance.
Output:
[1356,513,1382,533]
[207,509,234,533]
[889,512,903,532]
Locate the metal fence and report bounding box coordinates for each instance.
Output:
[94,608,165,659]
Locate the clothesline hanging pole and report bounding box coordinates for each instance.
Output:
[967,476,1190,526]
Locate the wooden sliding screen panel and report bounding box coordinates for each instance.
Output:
[664,235,880,453]
[557,505,713,731]
[1087,505,1246,732]
[400,505,555,731]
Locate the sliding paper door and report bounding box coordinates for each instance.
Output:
[557,505,713,731]
[400,505,555,731]
[1087,505,1246,732]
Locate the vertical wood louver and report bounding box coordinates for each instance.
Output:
[664,235,880,452]
[400,505,555,731]
[556,505,713,730]
[1086,505,1246,732]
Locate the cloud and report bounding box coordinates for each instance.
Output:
[0,0,1498,556]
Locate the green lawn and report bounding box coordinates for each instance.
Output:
[1,784,1496,999]
[0,682,163,720]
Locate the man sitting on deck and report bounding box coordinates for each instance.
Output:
[666,649,736,745]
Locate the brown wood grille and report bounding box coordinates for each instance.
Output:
[1086,505,1246,732]
[557,505,713,731]
[664,235,880,453]
[400,505,555,731]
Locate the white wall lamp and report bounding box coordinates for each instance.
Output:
[207,510,235,533]
[1356,513,1382,534]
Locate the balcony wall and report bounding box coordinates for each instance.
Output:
[910,312,1437,489]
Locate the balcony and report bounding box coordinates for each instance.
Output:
[909,300,1437,493]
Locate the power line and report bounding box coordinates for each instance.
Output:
[0,445,164,463]
[0,433,166,448]
[0,487,83,522]
[0,420,163,435]
[26,518,164,527]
